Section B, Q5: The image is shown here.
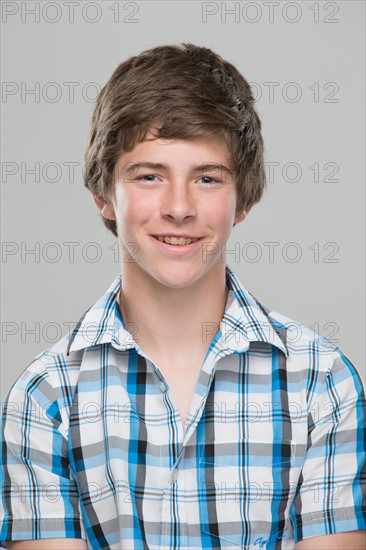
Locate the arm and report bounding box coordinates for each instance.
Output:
[7,540,87,549]
[290,348,366,543]
[295,530,366,549]
[0,361,86,545]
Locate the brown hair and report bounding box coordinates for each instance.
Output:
[83,43,266,237]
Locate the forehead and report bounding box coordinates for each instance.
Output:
[117,128,233,167]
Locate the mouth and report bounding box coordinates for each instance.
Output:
[150,234,205,252]
[152,234,202,244]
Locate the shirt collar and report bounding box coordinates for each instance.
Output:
[66,264,288,357]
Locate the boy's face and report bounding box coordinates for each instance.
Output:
[94,129,248,290]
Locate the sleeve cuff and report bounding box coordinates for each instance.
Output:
[0,516,86,543]
[293,507,366,543]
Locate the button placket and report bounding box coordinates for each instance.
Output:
[175,467,189,543]
[160,459,191,546]
[161,467,179,544]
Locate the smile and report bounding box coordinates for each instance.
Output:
[150,235,204,252]
[155,236,199,245]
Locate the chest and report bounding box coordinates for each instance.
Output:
[149,350,209,428]
[160,366,199,427]
[139,345,207,427]
[69,348,311,549]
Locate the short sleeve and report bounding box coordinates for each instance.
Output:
[290,348,366,542]
[0,359,86,544]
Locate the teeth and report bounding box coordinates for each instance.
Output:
[156,236,199,245]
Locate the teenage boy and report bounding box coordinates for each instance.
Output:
[1,43,365,550]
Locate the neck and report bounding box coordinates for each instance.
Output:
[118,266,229,356]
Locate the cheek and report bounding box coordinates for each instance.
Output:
[207,195,236,223]
[116,190,153,228]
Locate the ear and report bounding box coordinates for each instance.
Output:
[234,204,253,225]
[92,193,116,221]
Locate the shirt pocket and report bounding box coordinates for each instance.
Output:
[197,438,300,548]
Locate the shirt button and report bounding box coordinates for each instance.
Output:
[171,468,178,482]
[159,381,166,392]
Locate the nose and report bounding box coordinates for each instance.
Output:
[160,178,196,223]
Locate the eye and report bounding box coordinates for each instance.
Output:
[136,174,158,181]
[199,176,222,184]
[135,174,222,184]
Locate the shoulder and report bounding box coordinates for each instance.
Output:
[2,273,124,430]
[1,331,85,435]
[266,307,338,352]
[262,306,365,397]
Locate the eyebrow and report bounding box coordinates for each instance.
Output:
[121,162,235,178]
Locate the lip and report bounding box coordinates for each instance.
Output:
[151,234,203,239]
[150,235,205,253]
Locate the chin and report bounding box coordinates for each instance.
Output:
[151,268,203,288]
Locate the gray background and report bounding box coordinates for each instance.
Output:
[1,0,365,401]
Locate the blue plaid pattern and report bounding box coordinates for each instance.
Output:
[1,264,365,549]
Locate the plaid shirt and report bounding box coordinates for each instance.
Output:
[1,264,365,549]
